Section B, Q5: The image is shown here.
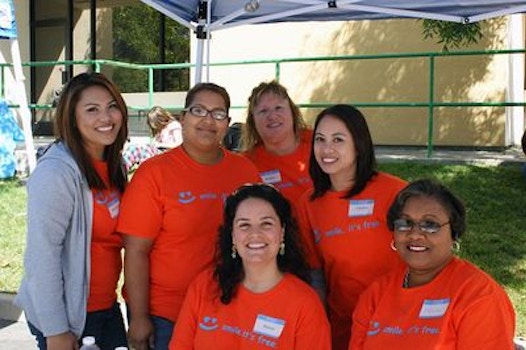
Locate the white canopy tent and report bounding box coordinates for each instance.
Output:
[140,0,526,82]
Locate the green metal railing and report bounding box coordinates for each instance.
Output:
[2,49,525,157]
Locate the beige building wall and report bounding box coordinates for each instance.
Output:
[36,5,114,105]
[71,6,114,77]
[200,18,519,147]
[4,1,115,109]
[89,8,114,78]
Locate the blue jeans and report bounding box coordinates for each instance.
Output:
[27,321,46,349]
[28,302,127,350]
[82,302,128,349]
[150,315,175,350]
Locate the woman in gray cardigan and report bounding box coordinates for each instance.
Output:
[15,72,129,350]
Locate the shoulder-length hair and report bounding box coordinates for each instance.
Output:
[241,80,307,152]
[147,106,175,137]
[309,104,377,200]
[387,179,466,241]
[215,183,311,304]
[54,72,128,193]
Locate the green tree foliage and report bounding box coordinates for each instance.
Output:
[112,4,190,92]
[421,19,483,52]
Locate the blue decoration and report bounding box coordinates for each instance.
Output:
[0,99,24,178]
[0,0,17,39]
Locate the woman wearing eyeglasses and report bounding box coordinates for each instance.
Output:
[169,183,331,349]
[350,179,516,350]
[117,83,260,350]
[297,104,407,350]
[242,81,313,210]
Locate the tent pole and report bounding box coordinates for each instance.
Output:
[194,38,204,84]
[194,0,209,84]
[205,0,212,82]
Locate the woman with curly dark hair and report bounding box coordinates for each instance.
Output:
[169,183,331,349]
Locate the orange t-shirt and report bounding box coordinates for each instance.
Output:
[244,129,313,210]
[117,147,260,322]
[350,257,516,350]
[88,160,123,312]
[170,270,331,350]
[298,172,407,350]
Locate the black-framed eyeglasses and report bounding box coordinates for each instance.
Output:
[393,218,450,234]
[184,105,228,121]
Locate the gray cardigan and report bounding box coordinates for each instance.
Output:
[15,141,93,337]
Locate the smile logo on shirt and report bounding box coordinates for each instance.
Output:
[94,189,119,205]
[366,321,381,336]
[199,316,219,331]
[178,191,196,204]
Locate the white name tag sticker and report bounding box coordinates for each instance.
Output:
[253,314,285,338]
[260,170,282,184]
[419,298,450,319]
[107,198,120,219]
[348,199,374,217]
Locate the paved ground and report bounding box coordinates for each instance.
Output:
[0,293,34,349]
[375,145,525,166]
[3,143,525,348]
[0,319,33,349]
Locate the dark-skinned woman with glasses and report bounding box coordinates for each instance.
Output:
[297,104,407,350]
[169,183,331,349]
[117,83,260,350]
[350,179,516,350]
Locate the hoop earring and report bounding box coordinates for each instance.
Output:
[279,242,285,256]
[452,240,461,253]
[231,244,237,259]
[390,240,397,251]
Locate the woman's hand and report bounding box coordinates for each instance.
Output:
[128,316,155,350]
[47,332,79,350]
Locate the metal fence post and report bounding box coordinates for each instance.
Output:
[427,55,435,158]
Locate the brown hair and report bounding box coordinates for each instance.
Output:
[147,106,176,137]
[54,72,128,192]
[241,80,306,152]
